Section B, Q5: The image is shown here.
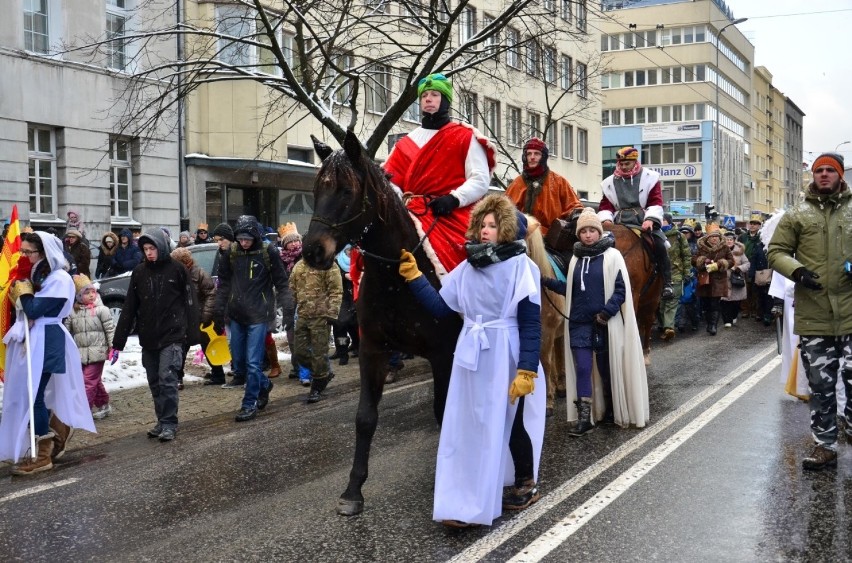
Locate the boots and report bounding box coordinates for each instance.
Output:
[568,399,595,437]
[307,373,333,403]
[265,341,281,378]
[706,310,719,336]
[49,413,74,460]
[601,384,614,425]
[11,433,55,476]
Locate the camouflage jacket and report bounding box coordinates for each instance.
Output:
[289,260,343,320]
[665,228,693,282]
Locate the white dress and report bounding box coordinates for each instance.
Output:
[432,254,547,526]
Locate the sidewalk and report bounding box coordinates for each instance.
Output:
[67,351,431,453]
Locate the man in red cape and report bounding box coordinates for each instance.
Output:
[383,73,496,278]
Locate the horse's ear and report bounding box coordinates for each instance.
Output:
[343,129,364,164]
[311,135,333,162]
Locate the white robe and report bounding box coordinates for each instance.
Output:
[432,254,546,526]
[563,247,650,427]
[0,269,96,463]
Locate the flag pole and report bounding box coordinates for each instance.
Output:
[22,309,35,457]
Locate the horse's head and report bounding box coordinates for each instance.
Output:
[303,130,375,269]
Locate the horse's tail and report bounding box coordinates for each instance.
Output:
[524,215,556,278]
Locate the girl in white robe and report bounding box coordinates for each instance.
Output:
[398,194,546,527]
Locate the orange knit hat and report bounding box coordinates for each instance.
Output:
[812,153,844,179]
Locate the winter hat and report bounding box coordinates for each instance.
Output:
[522,137,550,170]
[212,222,234,242]
[515,211,528,241]
[662,212,674,224]
[278,222,302,247]
[73,274,95,303]
[466,194,518,244]
[178,230,192,241]
[65,229,82,240]
[616,146,639,161]
[197,222,208,233]
[705,223,722,236]
[748,214,763,225]
[812,153,844,179]
[171,247,194,268]
[575,207,603,236]
[417,73,453,103]
[724,230,736,239]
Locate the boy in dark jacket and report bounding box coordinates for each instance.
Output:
[111,228,143,276]
[214,215,289,422]
[113,229,199,442]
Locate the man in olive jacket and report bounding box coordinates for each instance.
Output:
[767,153,852,471]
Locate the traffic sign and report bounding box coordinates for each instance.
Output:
[722,215,736,229]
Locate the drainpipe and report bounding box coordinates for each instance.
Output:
[177,0,189,233]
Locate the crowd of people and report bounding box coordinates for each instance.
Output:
[0,71,847,536]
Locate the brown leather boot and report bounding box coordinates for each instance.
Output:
[12,433,55,476]
[802,445,837,470]
[266,341,281,378]
[49,413,75,460]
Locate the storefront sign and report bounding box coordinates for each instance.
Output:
[646,164,702,180]
[642,122,703,142]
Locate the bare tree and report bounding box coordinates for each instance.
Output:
[69,0,601,159]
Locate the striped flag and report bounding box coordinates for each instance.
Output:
[0,205,24,382]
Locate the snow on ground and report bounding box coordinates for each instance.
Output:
[0,333,293,406]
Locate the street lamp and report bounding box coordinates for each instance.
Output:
[835,140,851,152]
[714,17,748,216]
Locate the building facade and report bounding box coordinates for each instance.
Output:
[784,99,805,208]
[599,0,754,222]
[0,0,179,236]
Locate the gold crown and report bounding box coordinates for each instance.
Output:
[681,218,696,228]
[73,274,93,295]
[278,222,299,238]
[197,222,208,231]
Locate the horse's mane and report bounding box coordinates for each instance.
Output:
[524,215,556,277]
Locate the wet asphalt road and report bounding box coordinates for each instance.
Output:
[1,324,850,562]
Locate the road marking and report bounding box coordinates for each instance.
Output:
[0,478,79,504]
[509,356,781,562]
[449,344,777,563]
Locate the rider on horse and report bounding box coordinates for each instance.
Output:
[598,146,674,300]
[505,137,584,237]
[382,73,496,276]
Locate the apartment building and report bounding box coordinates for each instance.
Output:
[784,99,804,208]
[0,1,179,236]
[599,0,753,221]
[749,67,787,216]
[182,0,602,230]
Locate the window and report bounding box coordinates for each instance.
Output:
[459,6,476,43]
[366,63,391,113]
[24,0,50,53]
[576,0,587,32]
[527,112,541,140]
[484,98,501,139]
[106,0,128,70]
[577,128,588,163]
[507,106,521,147]
[543,0,555,14]
[401,76,420,121]
[483,14,498,57]
[544,47,557,84]
[366,0,387,13]
[28,126,56,216]
[560,0,572,23]
[400,0,421,24]
[546,122,558,156]
[462,91,478,127]
[216,6,253,67]
[327,53,353,105]
[506,27,520,69]
[526,41,540,76]
[576,62,587,98]
[109,137,132,218]
[561,55,573,90]
[562,123,573,159]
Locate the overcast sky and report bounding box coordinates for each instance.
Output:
[733,0,852,164]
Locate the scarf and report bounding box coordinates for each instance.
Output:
[465,241,527,269]
[421,97,451,130]
[614,161,643,180]
[523,163,548,180]
[336,248,351,272]
[279,244,303,273]
[572,235,614,292]
[521,171,549,214]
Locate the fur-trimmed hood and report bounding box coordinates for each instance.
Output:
[100,232,119,256]
[465,194,518,244]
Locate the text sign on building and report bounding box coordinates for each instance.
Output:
[647,164,702,180]
[642,122,703,142]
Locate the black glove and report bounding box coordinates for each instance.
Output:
[595,311,611,326]
[428,194,460,216]
[213,316,225,334]
[541,276,559,292]
[793,267,823,290]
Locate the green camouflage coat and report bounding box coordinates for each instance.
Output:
[665,228,693,283]
[289,260,343,320]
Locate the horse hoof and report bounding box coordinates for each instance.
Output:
[337,499,364,516]
[643,353,651,366]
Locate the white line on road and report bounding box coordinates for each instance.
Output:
[449,344,777,563]
[508,356,781,562]
[0,477,80,504]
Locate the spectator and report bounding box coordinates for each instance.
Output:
[64,229,91,278]
[66,209,85,239]
[95,232,119,279]
[658,213,693,341]
[112,228,199,442]
[194,223,210,245]
[177,231,194,248]
[65,274,115,419]
[278,223,302,379]
[214,215,289,421]
[720,231,750,328]
[692,224,734,336]
[290,251,343,403]
[210,222,237,386]
[111,229,143,276]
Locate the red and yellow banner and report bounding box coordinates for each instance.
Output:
[0,206,23,382]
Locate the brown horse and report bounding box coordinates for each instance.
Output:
[302,131,461,517]
[524,216,566,415]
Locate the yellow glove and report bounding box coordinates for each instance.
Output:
[399,250,422,282]
[8,280,34,304]
[509,369,537,405]
[706,261,719,273]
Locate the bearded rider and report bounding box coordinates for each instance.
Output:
[598,146,674,300]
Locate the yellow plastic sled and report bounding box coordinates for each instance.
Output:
[200,323,231,366]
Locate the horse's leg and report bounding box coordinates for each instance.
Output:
[338,349,388,516]
[540,310,557,413]
[430,346,455,425]
[555,329,567,397]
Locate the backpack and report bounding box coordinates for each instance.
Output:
[229,241,271,272]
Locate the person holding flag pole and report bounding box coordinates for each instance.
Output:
[0,230,95,475]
